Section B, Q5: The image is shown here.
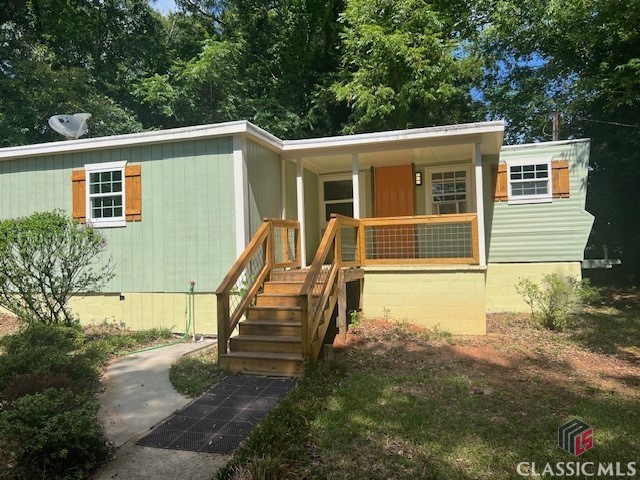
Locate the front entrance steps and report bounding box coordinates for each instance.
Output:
[219,270,315,376]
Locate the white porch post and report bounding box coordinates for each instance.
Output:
[473,142,487,266]
[281,158,287,219]
[296,158,307,267]
[233,135,250,258]
[352,154,361,219]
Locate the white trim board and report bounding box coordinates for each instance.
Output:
[0,120,506,162]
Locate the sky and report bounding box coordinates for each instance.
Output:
[150,0,177,14]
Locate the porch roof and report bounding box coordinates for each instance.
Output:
[281,121,505,173]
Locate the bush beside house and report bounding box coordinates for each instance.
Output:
[0,324,110,479]
[0,212,115,479]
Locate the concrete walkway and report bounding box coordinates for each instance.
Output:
[93,340,230,479]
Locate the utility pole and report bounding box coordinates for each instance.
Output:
[552,109,560,141]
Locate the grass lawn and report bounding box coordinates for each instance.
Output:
[0,314,175,359]
[82,323,174,360]
[221,289,640,479]
[170,345,227,397]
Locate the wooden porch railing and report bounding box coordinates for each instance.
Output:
[215,218,301,355]
[216,213,479,367]
[297,213,478,360]
[299,214,360,360]
[359,214,479,265]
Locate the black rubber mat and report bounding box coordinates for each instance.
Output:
[136,375,296,454]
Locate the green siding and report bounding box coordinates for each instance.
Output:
[284,160,298,220]
[361,169,372,217]
[485,140,594,262]
[415,165,427,215]
[304,168,320,263]
[0,138,236,293]
[246,140,282,235]
[280,162,320,262]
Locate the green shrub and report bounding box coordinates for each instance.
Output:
[0,323,99,397]
[2,372,74,402]
[0,388,110,480]
[516,274,584,330]
[0,210,114,326]
[574,278,603,305]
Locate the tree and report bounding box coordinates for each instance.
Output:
[0,211,114,326]
[137,0,347,138]
[0,0,169,146]
[479,0,640,280]
[331,0,483,133]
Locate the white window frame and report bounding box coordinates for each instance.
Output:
[506,156,552,205]
[319,173,355,228]
[426,164,473,215]
[84,161,127,228]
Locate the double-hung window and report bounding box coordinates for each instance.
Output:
[506,157,552,204]
[430,168,469,214]
[85,161,127,227]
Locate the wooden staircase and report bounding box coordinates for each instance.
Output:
[220,270,330,376]
[216,216,362,377]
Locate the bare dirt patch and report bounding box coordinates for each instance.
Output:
[345,306,640,402]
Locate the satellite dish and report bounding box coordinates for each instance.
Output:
[48,113,92,140]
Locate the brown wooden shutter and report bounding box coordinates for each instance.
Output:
[125,164,142,221]
[71,169,86,223]
[491,163,508,202]
[551,160,570,198]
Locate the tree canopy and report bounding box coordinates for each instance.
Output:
[0,0,638,279]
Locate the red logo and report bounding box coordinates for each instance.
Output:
[558,419,594,456]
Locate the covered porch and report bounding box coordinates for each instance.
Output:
[282,121,504,267]
[216,122,505,375]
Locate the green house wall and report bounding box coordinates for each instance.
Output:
[283,160,298,220]
[304,169,320,263]
[0,138,236,293]
[246,140,282,235]
[484,140,594,262]
[281,160,321,264]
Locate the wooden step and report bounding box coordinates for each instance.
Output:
[271,269,310,282]
[229,334,302,354]
[220,351,305,376]
[263,281,303,294]
[239,319,301,336]
[256,293,301,307]
[246,305,301,322]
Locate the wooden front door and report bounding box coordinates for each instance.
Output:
[373,165,415,258]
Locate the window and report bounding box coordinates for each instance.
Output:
[85,161,127,227]
[321,175,353,225]
[429,168,469,215]
[506,157,552,204]
[72,162,142,226]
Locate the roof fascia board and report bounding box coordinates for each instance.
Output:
[501,138,591,151]
[282,121,504,155]
[282,133,486,160]
[0,120,505,163]
[0,121,284,162]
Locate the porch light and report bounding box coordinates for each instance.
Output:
[415,171,423,186]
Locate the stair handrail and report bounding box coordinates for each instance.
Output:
[215,218,300,356]
[299,214,361,359]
